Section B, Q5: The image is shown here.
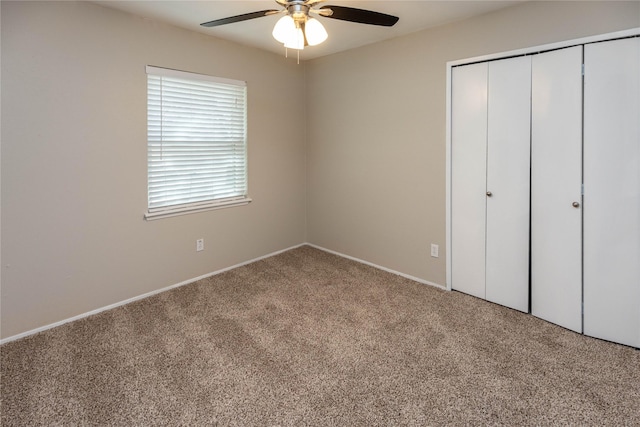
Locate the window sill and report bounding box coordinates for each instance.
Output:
[145,197,252,221]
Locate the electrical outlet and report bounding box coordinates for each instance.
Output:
[196,238,204,252]
[430,244,439,258]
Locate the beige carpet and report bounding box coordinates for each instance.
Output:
[1,245,639,425]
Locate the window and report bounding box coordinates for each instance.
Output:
[145,66,250,220]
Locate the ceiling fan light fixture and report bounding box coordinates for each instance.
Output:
[272,15,295,44]
[304,17,328,46]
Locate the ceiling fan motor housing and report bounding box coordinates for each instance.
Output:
[287,3,311,25]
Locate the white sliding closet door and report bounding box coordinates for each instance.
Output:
[485,56,531,312]
[531,46,583,333]
[583,37,640,348]
[451,63,488,299]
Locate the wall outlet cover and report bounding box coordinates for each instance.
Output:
[430,244,439,258]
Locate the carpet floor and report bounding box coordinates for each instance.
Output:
[1,245,639,425]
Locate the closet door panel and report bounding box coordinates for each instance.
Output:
[485,56,532,313]
[584,38,640,348]
[451,63,488,299]
[531,46,583,333]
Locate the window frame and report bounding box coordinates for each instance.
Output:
[144,65,251,220]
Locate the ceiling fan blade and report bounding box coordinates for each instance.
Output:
[319,5,399,27]
[200,10,279,28]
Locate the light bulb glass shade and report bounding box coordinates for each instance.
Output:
[284,27,304,50]
[272,15,295,44]
[304,18,327,46]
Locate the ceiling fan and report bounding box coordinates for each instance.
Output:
[200,0,399,53]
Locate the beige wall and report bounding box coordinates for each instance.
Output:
[1,1,307,338]
[306,1,640,287]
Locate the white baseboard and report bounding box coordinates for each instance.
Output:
[0,243,306,345]
[306,243,446,290]
[1,242,444,345]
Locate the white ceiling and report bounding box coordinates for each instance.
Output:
[93,0,522,60]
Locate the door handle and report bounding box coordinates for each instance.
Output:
[572,201,580,208]
[486,191,492,197]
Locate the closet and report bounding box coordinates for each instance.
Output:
[530,46,583,333]
[583,37,640,348]
[451,56,531,313]
[448,32,640,348]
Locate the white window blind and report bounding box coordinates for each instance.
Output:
[145,65,250,220]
